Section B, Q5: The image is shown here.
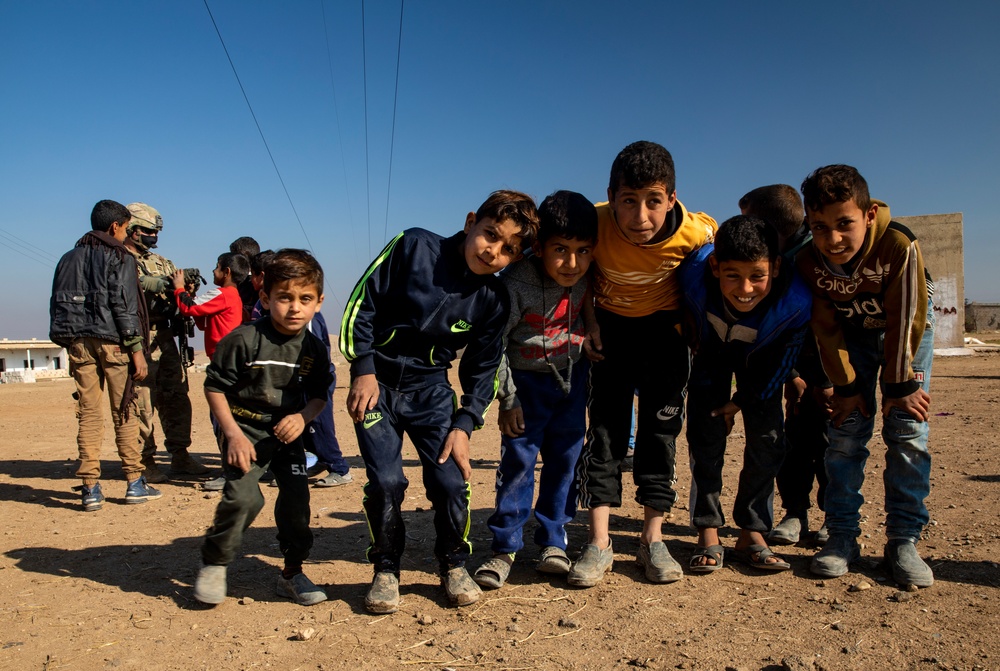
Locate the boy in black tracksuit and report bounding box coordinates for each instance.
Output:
[340,190,539,613]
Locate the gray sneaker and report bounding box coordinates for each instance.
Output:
[314,472,353,488]
[194,564,227,605]
[276,572,328,606]
[365,572,400,614]
[567,540,614,587]
[884,540,934,588]
[768,515,806,545]
[636,541,682,583]
[814,524,830,546]
[442,566,482,607]
[810,533,860,577]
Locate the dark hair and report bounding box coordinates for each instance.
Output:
[537,190,598,244]
[250,250,275,276]
[801,164,871,213]
[738,185,804,240]
[263,248,324,294]
[217,252,250,284]
[608,141,675,197]
[713,215,778,263]
[474,190,540,249]
[229,236,260,258]
[91,199,131,232]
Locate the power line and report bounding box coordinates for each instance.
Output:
[382,0,404,246]
[0,227,59,263]
[0,238,54,269]
[361,0,371,258]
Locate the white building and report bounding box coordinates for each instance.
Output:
[0,338,68,382]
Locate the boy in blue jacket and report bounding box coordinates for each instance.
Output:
[683,215,811,573]
[341,190,539,613]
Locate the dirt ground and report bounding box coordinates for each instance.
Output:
[1,349,999,671]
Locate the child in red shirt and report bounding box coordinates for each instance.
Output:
[172,252,249,358]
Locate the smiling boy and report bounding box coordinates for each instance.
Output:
[341,190,539,612]
[683,215,811,574]
[796,165,935,587]
[172,252,248,359]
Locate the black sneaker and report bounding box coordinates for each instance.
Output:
[81,482,104,512]
[125,476,163,504]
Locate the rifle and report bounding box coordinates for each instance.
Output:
[175,316,196,369]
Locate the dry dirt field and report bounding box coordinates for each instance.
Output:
[1,351,999,671]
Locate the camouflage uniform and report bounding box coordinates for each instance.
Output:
[126,203,207,480]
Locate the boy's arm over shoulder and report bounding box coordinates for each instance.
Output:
[454,280,510,435]
[880,225,929,398]
[339,230,408,378]
[685,207,718,248]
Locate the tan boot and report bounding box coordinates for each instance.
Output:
[170,450,210,475]
[143,461,168,484]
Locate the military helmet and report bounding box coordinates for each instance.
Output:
[126,202,164,232]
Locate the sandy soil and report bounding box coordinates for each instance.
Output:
[1,350,999,671]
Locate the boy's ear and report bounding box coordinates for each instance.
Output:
[532,239,543,256]
[259,289,269,311]
[463,212,476,233]
[865,202,878,228]
[709,253,720,278]
[773,256,781,277]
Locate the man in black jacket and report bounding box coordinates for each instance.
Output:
[50,199,162,512]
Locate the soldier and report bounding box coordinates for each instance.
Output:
[124,202,209,482]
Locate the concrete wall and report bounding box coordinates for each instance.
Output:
[965,302,1000,332]
[895,213,964,348]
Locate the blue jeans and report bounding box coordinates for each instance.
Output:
[824,316,934,544]
[487,363,588,554]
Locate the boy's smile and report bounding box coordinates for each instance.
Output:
[463,216,524,275]
[536,235,593,288]
[608,181,677,245]
[710,256,778,314]
[806,200,876,266]
[262,279,324,335]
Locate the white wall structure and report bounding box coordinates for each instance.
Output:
[0,339,68,382]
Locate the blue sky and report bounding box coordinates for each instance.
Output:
[2,1,997,339]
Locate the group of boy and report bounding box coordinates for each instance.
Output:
[52,136,935,612]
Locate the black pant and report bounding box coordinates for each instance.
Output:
[354,382,472,575]
[775,387,830,516]
[576,309,689,513]
[202,421,312,567]
[686,353,787,532]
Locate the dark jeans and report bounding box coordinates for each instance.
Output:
[354,382,472,575]
[576,308,689,513]
[201,421,312,568]
[775,386,830,517]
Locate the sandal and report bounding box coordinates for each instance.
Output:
[732,544,791,572]
[689,544,725,573]
[536,546,571,575]
[473,555,513,589]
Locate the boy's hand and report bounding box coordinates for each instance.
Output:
[710,401,740,436]
[171,269,186,291]
[274,412,306,444]
[583,325,604,362]
[812,386,834,415]
[830,393,868,427]
[883,388,931,422]
[347,374,379,422]
[130,351,148,381]
[225,430,257,474]
[783,377,807,417]
[499,407,525,438]
[438,428,472,481]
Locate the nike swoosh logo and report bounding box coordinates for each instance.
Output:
[363,416,382,429]
[450,322,472,333]
[656,406,681,421]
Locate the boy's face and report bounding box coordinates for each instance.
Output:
[212,262,226,287]
[111,218,130,242]
[608,181,677,245]
[806,199,877,265]
[251,270,264,292]
[462,215,524,275]
[710,256,779,314]
[535,235,594,288]
[261,279,324,336]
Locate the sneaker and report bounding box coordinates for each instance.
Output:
[814,524,830,546]
[884,540,934,588]
[125,476,162,504]
[194,564,227,604]
[314,472,353,488]
[276,572,328,606]
[567,540,614,587]
[809,533,860,577]
[365,571,400,614]
[201,475,226,492]
[142,462,168,484]
[636,541,682,583]
[769,514,806,545]
[81,482,104,512]
[442,566,482,607]
[170,450,210,475]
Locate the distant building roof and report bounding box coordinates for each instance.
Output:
[0,338,63,349]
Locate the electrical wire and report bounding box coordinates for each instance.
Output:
[382,0,404,245]
[0,239,54,269]
[361,0,372,258]
[0,228,59,263]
